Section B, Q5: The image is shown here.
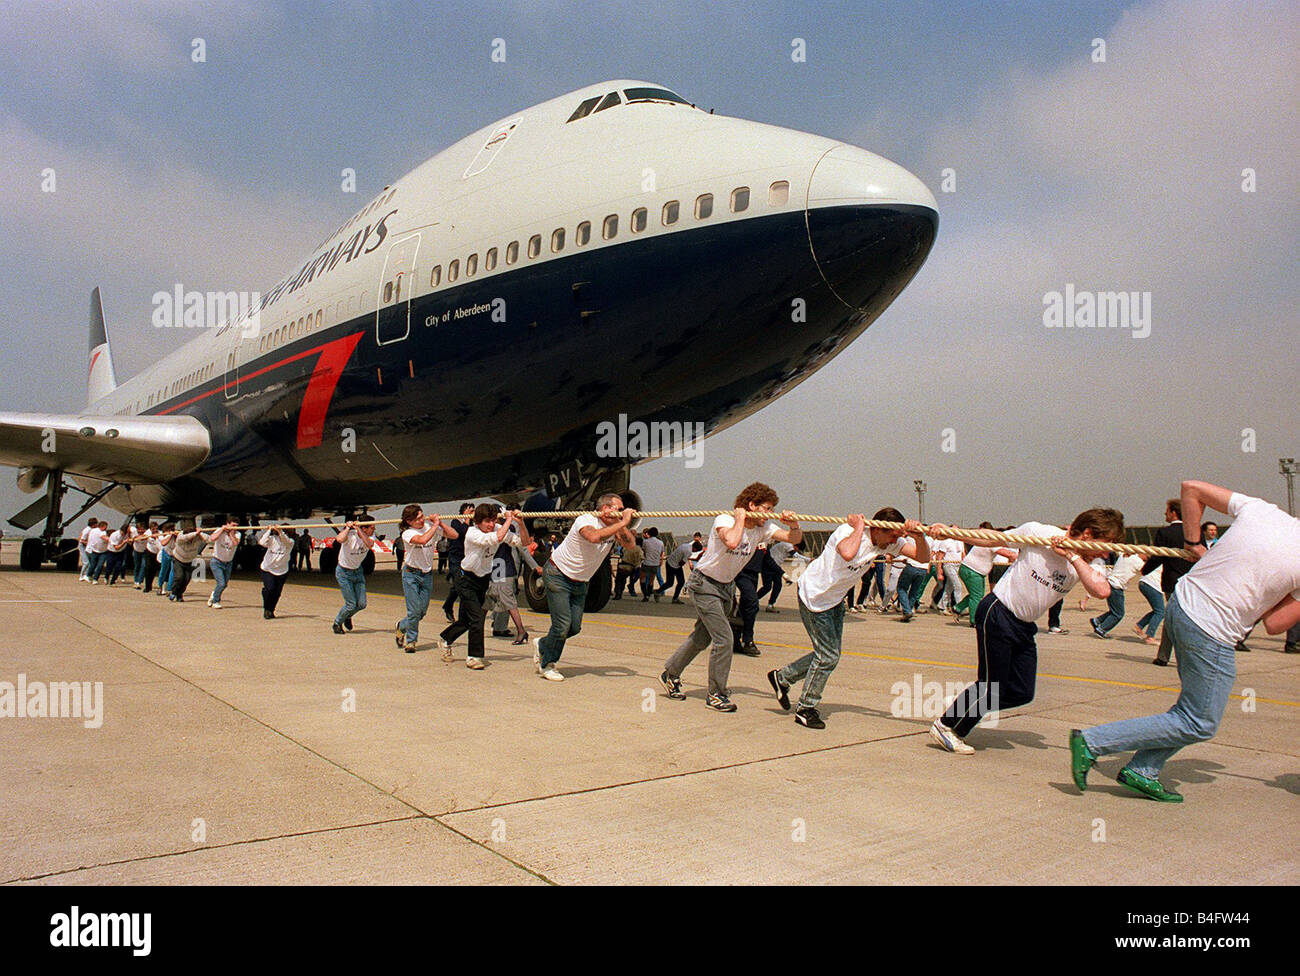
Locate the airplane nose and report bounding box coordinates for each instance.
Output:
[806,145,938,310]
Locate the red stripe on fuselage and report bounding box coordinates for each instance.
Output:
[295,331,363,449]
[158,332,365,450]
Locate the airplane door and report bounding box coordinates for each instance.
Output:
[224,326,245,398]
[377,233,420,346]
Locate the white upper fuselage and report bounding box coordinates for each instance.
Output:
[89,79,935,422]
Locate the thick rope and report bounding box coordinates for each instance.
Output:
[222,510,1194,559]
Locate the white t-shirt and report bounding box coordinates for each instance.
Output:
[78,526,92,546]
[1139,565,1162,590]
[992,522,1080,623]
[460,525,500,577]
[146,535,161,556]
[641,536,665,567]
[131,527,149,552]
[108,530,127,551]
[694,514,783,584]
[1107,553,1144,589]
[666,541,694,568]
[1175,493,1300,646]
[401,523,443,574]
[337,530,371,570]
[933,538,964,568]
[798,525,906,612]
[210,529,241,563]
[172,530,206,563]
[259,529,292,575]
[962,544,1000,576]
[87,527,108,552]
[769,540,796,565]
[550,515,616,583]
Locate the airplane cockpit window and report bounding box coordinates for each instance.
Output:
[566,96,601,123]
[622,87,690,106]
[593,91,622,113]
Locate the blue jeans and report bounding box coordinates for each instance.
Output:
[157,551,173,593]
[336,565,367,625]
[210,558,233,603]
[896,565,927,614]
[87,551,107,581]
[400,568,432,642]
[1093,585,1125,634]
[779,596,845,710]
[1136,581,1165,636]
[538,561,588,668]
[133,551,148,584]
[1082,597,1235,779]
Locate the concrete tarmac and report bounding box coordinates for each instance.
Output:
[1,554,1296,885]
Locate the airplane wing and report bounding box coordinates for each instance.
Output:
[0,412,211,486]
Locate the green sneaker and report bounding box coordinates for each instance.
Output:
[1069,729,1096,792]
[1117,767,1184,803]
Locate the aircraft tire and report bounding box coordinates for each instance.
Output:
[19,538,43,571]
[583,558,612,613]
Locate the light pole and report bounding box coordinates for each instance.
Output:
[913,480,927,523]
[1281,458,1297,516]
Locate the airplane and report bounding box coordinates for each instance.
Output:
[1,78,938,608]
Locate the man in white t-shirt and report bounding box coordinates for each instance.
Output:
[661,482,802,712]
[82,520,106,582]
[439,504,519,669]
[768,508,927,729]
[1088,552,1144,638]
[332,515,377,634]
[1072,482,1300,802]
[953,522,1017,626]
[77,519,96,581]
[206,517,241,608]
[928,508,1122,754]
[534,493,637,681]
[258,525,293,618]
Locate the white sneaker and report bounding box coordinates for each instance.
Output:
[437,638,453,663]
[929,718,974,755]
[206,597,213,607]
[134,582,141,590]
[541,666,564,682]
[211,602,222,609]
[531,637,543,675]
[466,657,485,670]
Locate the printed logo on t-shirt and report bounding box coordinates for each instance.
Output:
[1030,568,1070,593]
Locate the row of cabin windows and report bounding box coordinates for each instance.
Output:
[259,309,324,353]
[151,361,216,406]
[426,180,790,290]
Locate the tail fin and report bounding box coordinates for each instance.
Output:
[87,286,117,406]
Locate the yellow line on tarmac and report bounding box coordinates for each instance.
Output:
[275,580,1300,708]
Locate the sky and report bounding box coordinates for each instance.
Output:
[1,0,1296,535]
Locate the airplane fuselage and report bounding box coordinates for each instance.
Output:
[82,80,938,516]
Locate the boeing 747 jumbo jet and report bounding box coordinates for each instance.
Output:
[1,79,937,576]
